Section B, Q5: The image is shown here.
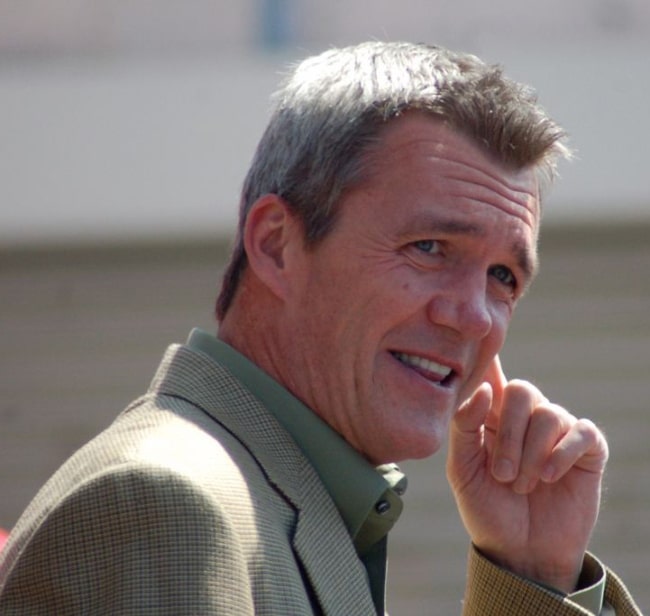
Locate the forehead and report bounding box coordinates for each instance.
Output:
[363,113,540,225]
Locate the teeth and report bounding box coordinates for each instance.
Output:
[394,352,452,378]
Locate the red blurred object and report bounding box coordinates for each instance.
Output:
[0,527,9,552]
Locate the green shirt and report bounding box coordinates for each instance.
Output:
[188,329,403,612]
[187,328,605,614]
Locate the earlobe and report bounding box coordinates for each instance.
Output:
[243,194,298,300]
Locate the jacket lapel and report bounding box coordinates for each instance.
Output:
[291,466,378,615]
[150,344,377,615]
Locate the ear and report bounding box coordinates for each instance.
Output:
[242,194,301,300]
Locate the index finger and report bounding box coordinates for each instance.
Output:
[482,355,507,414]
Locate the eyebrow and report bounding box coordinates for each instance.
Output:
[422,219,485,236]
[399,214,539,284]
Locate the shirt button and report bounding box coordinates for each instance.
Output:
[375,500,391,515]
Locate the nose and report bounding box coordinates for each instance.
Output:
[426,276,493,340]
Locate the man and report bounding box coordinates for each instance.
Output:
[0,42,641,614]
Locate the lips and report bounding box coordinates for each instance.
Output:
[391,351,455,385]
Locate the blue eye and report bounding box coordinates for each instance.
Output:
[413,239,439,254]
[489,265,516,288]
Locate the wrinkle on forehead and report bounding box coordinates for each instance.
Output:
[436,157,538,217]
[448,192,537,229]
[368,118,540,227]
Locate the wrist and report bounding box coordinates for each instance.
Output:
[477,545,583,594]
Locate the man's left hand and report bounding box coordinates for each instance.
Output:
[446,356,609,593]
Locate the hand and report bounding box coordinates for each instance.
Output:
[446,356,609,593]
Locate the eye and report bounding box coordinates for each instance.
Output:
[413,239,441,254]
[489,264,517,289]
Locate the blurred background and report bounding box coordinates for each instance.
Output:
[1,1,649,612]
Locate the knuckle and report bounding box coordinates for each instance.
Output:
[503,379,547,408]
[529,404,564,434]
[575,417,597,431]
[576,417,609,454]
[506,379,534,397]
[531,403,558,421]
[575,417,600,441]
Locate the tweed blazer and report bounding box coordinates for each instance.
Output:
[0,344,642,615]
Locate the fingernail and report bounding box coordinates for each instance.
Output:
[493,458,515,482]
[541,464,555,482]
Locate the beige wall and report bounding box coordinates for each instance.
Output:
[1,2,649,245]
[1,0,649,56]
[0,1,255,54]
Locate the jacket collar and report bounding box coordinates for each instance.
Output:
[186,328,403,545]
[148,342,377,615]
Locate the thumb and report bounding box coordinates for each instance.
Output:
[447,383,493,486]
[453,382,493,437]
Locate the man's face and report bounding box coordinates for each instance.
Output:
[280,114,540,464]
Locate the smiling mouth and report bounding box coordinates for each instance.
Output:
[391,351,456,387]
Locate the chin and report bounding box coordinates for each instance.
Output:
[403,436,444,462]
[370,428,446,464]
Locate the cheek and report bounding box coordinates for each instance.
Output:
[492,304,512,344]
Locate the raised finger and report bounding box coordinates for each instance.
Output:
[482,355,507,416]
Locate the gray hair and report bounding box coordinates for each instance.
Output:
[216,41,570,319]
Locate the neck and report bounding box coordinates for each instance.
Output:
[217,286,291,393]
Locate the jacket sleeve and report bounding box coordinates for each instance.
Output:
[0,465,256,615]
[461,545,643,616]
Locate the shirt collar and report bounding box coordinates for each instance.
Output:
[187,328,406,553]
